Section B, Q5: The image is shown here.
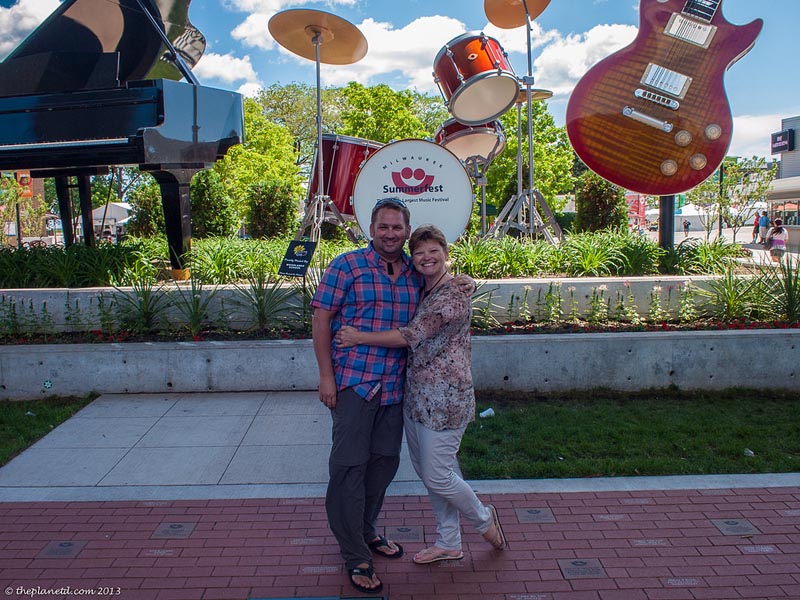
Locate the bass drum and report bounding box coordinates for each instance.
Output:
[352,139,473,243]
[307,134,383,216]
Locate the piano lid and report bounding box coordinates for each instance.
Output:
[2,0,206,91]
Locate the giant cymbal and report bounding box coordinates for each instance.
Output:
[268,8,367,65]
[484,0,551,29]
[516,87,553,103]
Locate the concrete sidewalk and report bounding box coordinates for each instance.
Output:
[1,392,799,599]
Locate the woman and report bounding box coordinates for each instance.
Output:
[765,218,789,263]
[336,224,506,564]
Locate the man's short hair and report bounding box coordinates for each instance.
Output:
[371,197,411,227]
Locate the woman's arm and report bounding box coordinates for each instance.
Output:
[336,325,409,348]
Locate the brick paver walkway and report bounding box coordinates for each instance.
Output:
[2,487,799,600]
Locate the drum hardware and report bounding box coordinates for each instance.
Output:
[268,9,367,242]
[483,0,561,241]
[435,118,506,235]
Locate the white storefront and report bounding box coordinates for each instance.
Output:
[767,116,800,249]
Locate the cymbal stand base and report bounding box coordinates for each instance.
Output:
[295,195,358,244]
[489,189,561,243]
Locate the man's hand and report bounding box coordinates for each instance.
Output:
[453,273,476,296]
[318,374,337,409]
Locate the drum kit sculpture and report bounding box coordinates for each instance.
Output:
[268,0,561,243]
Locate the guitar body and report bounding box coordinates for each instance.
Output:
[566,0,762,195]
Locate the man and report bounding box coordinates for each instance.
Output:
[758,210,771,244]
[311,197,418,594]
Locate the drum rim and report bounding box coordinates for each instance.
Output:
[433,30,500,64]
[319,133,384,149]
[351,138,473,242]
[449,71,520,126]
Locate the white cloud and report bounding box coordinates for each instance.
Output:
[230,0,357,50]
[531,23,637,98]
[0,0,59,59]
[730,114,782,159]
[193,52,261,87]
[326,15,466,90]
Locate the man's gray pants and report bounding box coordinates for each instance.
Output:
[326,387,403,569]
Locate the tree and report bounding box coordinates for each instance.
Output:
[213,97,302,224]
[125,174,164,237]
[190,170,238,238]
[685,156,776,243]
[574,171,628,232]
[245,179,298,239]
[0,176,46,244]
[339,82,429,142]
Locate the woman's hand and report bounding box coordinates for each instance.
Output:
[335,325,360,348]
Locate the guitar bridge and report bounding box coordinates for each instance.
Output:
[622,106,674,133]
[635,89,680,110]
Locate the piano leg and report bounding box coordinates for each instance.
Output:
[150,168,199,280]
[54,176,75,247]
[77,175,95,247]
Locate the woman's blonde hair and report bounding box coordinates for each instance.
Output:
[409,224,448,254]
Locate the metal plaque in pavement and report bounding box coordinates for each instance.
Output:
[384,525,424,542]
[515,507,556,523]
[151,521,197,539]
[711,519,760,536]
[557,558,607,579]
[37,540,86,558]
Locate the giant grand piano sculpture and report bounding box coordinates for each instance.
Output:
[0,0,244,278]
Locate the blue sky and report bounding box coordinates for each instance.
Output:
[1,0,796,158]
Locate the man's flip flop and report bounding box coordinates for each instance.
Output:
[412,546,464,564]
[348,565,383,594]
[485,504,507,549]
[368,535,404,559]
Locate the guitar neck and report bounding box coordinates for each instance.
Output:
[683,0,721,23]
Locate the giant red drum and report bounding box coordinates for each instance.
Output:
[307,134,383,216]
[432,32,518,126]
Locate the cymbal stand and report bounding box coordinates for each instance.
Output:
[295,30,357,243]
[465,156,491,235]
[490,0,562,242]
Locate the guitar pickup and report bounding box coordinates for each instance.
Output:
[622,106,674,133]
[635,89,680,110]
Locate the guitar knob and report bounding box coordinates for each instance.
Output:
[674,130,693,147]
[660,160,678,176]
[704,124,722,140]
[689,153,708,170]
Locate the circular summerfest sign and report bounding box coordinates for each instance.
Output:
[352,138,474,243]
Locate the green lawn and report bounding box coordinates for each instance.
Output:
[2,390,799,480]
[0,395,96,466]
[462,388,800,479]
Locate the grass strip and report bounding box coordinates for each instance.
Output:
[0,395,96,466]
[462,388,800,479]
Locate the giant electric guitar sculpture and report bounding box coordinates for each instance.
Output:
[566,0,761,196]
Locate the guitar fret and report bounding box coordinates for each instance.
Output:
[683,0,720,23]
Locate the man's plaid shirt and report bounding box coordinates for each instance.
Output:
[312,244,421,405]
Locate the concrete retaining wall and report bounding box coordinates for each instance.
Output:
[0,276,720,333]
[2,329,797,400]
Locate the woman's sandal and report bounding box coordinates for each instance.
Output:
[348,564,383,594]
[483,504,507,549]
[412,545,464,564]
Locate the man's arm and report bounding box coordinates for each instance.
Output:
[311,307,338,408]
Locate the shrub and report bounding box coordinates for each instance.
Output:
[245,180,299,239]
